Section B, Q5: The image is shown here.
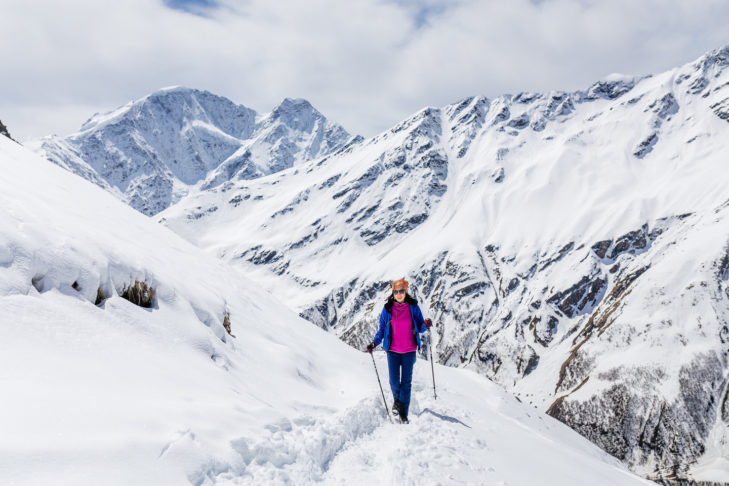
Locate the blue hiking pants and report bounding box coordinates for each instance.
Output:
[387,351,416,417]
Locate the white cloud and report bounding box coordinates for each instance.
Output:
[1,0,727,141]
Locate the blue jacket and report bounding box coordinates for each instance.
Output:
[373,297,427,351]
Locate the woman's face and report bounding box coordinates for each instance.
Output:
[393,288,407,303]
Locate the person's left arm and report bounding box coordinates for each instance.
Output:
[412,304,427,333]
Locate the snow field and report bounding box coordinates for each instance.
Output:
[197,351,655,486]
[0,130,658,485]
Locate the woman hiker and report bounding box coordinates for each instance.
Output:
[366,279,432,423]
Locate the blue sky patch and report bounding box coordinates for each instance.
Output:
[163,0,219,16]
[387,0,451,29]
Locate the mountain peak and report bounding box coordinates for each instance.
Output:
[78,87,253,134]
[267,97,325,133]
[35,89,354,216]
[583,75,639,100]
[275,97,316,111]
[696,44,729,70]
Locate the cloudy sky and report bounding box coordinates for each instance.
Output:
[2,0,728,141]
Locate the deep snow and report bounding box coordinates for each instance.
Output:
[153,46,729,482]
[0,133,655,485]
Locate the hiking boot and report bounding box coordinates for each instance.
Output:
[392,400,402,417]
[395,402,408,423]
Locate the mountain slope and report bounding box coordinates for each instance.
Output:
[29,87,358,216]
[0,126,654,485]
[159,45,729,483]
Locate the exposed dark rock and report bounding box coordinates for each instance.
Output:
[333,164,383,213]
[228,193,251,207]
[222,312,233,336]
[649,93,679,120]
[186,203,218,220]
[547,274,607,318]
[718,246,729,282]
[549,354,726,485]
[634,133,659,158]
[688,76,710,95]
[593,224,656,263]
[585,78,636,100]
[507,114,530,129]
[271,189,310,219]
[544,93,575,118]
[513,92,541,104]
[516,345,540,376]
[392,107,442,139]
[540,242,575,271]
[711,98,729,122]
[492,167,505,183]
[345,203,380,224]
[448,96,477,119]
[301,278,389,336]
[120,280,156,308]
[493,105,510,124]
[0,119,15,142]
[534,316,560,347]
[288,221,326,250]
[449,97,489,159]
[592,240,612,259]
[548,382,633,460]
[240,246,284,266]
[318,174,341,190]
[476,348,503,375]
[609,225,648,259]
[454,281,489,300]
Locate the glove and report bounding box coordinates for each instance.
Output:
[366,342,375,353]
[424,318,433,329]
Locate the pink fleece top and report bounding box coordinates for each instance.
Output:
[390,302,417,353]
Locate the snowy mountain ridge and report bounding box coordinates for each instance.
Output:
[158,45,729,484]
[30,87,358,216]
[0,127,655,485]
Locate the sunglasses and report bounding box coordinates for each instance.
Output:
[393,289,406,295]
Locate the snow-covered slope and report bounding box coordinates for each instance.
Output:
[0,129,655,485]
[159,46,729,483]
[29,87,358,216]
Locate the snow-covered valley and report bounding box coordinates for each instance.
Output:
[16,43,729,485]
[152,46,729,483]
[0,129,657,484]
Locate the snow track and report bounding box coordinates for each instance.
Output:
[202,397,383,485]
[196,354,654,486]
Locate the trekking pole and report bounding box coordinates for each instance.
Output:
[429,331,437,400]
[369,351,392,422]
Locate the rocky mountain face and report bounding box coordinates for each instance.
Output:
[0,119,14,141]
[157,46,729,484]
[31,88,358,216]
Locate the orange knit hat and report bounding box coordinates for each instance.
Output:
[391,279,409,290]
